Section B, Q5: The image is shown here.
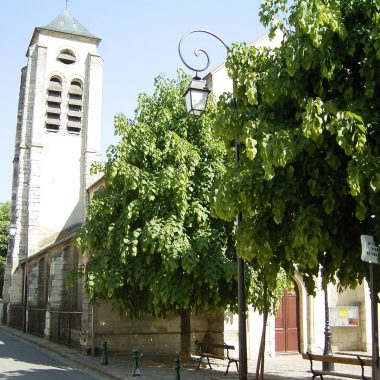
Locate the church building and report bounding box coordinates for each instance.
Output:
[2,8,377,362]
[2,9,220,356]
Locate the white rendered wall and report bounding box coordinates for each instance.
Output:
[26,32,103,252]
[206,30,282,99]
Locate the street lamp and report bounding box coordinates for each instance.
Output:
[178,29,248,380]
[178,29,228,115]
[323,285,334,371]
[183,77,210,116]
[8,223,17,237]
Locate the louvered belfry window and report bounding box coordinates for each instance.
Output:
[57,49,76,65]
[46,77,62,131]
[67,80,83,134]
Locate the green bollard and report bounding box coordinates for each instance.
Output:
[101,342,109,365]
[132,348,141,377]
[174,357,181,380]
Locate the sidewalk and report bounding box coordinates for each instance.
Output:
[0,325,370,379]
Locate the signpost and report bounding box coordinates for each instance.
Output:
[360,235,379,380]
[361,235,380,264]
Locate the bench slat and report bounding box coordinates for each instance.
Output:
[302,352,371,380]
[201,353,224,359]
[301,353,372,366]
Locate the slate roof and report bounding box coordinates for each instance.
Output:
[41,9,98,40]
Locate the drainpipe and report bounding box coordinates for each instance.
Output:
[91,303,95,356]
[22,260,28,333]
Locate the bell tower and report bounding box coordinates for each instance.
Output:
[3,10,103,303]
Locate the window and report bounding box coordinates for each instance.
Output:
[67,80,83,134]
[45,77,62,131]
[57,49,76,65]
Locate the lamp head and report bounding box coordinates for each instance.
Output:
[8,223,16,237]
[184,77,210,116]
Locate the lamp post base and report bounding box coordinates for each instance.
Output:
[323,288,334,372]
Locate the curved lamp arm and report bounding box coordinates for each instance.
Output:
[178,29,229,77]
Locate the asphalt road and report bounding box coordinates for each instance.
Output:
[0,329,107,379]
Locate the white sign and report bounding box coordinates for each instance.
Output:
[360,235,379,264]
[330,306,359,327]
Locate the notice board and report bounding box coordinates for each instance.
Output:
[329,306,359,326]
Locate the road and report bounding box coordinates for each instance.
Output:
[0,328,107,379]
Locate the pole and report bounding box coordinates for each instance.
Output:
[178,29,248,379]
[369,263,379,380]
[174,357,181,380]
[91,304,95,356]
[322,288,334,371]
[101,342,109,365]
[238,249,247,379]
[22,261,28,333]
[235,140,247,380]
[132,348,141,377]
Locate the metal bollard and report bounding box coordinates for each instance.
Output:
[132,348,141,377]
[101,341,109,365]
[174,357,181,380]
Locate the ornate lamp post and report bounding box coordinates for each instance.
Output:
[323,286,334,371]
[178,30,248,380]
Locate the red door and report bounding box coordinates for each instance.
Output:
[275,288,300,352]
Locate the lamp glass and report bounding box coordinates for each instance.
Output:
[184,78,210,116]
[8,224,16,237]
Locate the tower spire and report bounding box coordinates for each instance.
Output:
[65,0,69,10]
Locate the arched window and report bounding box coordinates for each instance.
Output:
[57,49,76,65]
[67,80,83,134]
[46,77,62,131]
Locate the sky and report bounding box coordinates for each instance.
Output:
[0,0,267,203]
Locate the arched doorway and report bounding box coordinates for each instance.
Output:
[275,285,300,352]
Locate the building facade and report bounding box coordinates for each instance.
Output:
[2,9,377,361]
[206,31,378,359]
[2,10,223,356]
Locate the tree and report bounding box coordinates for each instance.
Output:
[211,0,380,293]
[77,71,238,359]
[0,201,10,296]
[249,268,292,380]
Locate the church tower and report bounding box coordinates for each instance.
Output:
[3,10,103,304]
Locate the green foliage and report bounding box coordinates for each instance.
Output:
[0,202,10,257]
[211,0,380,293]
[0,257,5,273]
[77,71,238,317]
[0,201,10,296]
[249,268,293,315]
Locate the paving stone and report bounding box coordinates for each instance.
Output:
[0,325,371,380]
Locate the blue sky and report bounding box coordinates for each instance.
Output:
[0,0,266,203]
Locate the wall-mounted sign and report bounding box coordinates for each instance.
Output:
[330,306,359,327]
[360,235,379,264]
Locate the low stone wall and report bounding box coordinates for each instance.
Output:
[84,302,224,356]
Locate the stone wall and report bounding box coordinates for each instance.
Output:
[84,302,224,356]
[27,261,39,306]
[329,283,365,351]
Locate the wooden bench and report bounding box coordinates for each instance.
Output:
[302,352,372,380]
[195,341,239,375]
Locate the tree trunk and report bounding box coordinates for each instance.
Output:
[256,284,268,380]
[180,308,191,362]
